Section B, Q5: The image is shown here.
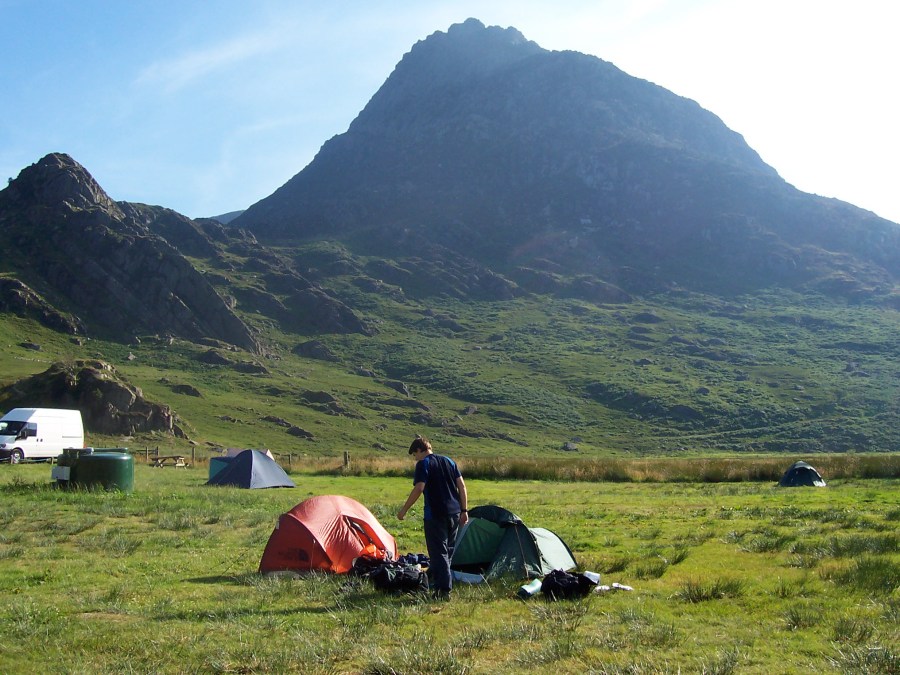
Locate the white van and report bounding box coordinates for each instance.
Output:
[0,408,84,463]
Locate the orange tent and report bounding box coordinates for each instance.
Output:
[259,495,397,574]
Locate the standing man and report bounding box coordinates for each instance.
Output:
[397,436,469,600]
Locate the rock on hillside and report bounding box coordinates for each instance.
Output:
[0,360,186,437]
[118,201,222,259]
[0,277,85,334]
[0,153,261,352]
[235,19,900,299]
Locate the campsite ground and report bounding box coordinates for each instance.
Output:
[0,463,896,673]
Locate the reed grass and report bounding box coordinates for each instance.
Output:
[305,452,900,483]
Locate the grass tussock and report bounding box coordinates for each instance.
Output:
[831,613,876,643]
[676,577,744,603]
[830,644,899,674]
[773,576,811,599]
[632,557,669,580]
[822,557,900,595]
[697,647,742,675]
[783,603,822,630]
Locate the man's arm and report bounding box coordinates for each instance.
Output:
[397,482,425,520]
[457,475,469,525]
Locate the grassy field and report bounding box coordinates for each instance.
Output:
[0,461,896,674]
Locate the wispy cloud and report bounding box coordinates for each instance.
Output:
[134,30,287,93]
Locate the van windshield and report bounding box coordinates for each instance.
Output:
[0,421,25,436]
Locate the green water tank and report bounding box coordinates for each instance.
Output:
[73,451,134,493]
[53,447,95,486]
[57,447,94,468]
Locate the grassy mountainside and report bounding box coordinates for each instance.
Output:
[1,236,896,459]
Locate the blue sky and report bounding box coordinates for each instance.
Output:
[2,0,898,223]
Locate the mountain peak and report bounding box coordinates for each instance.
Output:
[443,17,531,47]
[1,152,263,353]
[234,20,898,297]
[2,152,122,217]
[384,18,543,91]
[236,19,775,245]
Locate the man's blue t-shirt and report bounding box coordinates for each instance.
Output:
[413,454,462,520]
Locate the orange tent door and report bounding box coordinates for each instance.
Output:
[259,515,333,573]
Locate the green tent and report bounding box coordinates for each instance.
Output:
[451,505,577,579]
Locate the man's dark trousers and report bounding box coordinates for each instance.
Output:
[424,514,460,593]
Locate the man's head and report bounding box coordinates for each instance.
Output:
[408,436,432,457]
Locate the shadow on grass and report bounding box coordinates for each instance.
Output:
[153,605,332,621]
[187,575,247,585]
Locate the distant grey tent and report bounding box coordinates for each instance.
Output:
[779,461,826,487]
[450,505,577,579]
[206,449,295,489]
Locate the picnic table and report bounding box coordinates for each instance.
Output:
[150,455,188,468]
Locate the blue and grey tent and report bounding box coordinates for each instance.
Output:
[205,449,295,489]
[450,505,577,580]
[779,461,826,487]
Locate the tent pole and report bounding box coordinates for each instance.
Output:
[514,528,530,579]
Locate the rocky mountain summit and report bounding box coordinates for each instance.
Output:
[0,153,373,349]
[235,18,899,301]
[0,154,260,350]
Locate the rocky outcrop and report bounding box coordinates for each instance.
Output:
[0,360,185,437]
[382,380,411,397]
[512,268,631,303]
[0,277,85,334]
[197,349,234,365]
[284,287,375,335]
[362,245,520,302]
[261,415,315,440]
[233,360,268,374]
[118,202,219,258]
[293,340,341,362]
[0,153,261,352]
[170,384,202,397]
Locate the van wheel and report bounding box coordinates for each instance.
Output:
[10,449,24,464]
